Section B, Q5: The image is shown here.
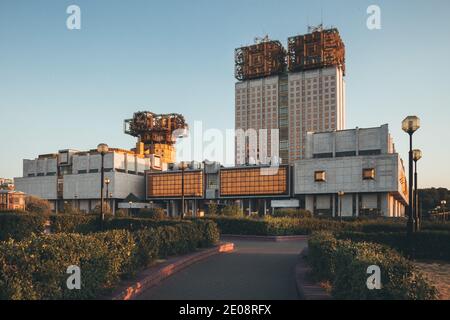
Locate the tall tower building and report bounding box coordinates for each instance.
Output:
[235,26,346,165]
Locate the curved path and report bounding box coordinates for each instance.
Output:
[135,239,307,300]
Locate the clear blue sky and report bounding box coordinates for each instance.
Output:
[1,0,449,188]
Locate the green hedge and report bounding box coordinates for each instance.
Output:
[272,209,313,219]
[205,216,344,236]
[307,232,437,300]
[0,220,220,300]
[50,214,99,234]
[337,230,450,262]
[0,212,47,241]
[0,231,135,300]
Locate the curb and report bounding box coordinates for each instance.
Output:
[295,248,332,300]
[109,242,234,300]
[221,234,309,242]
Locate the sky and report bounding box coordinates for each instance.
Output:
[0,0,449,188]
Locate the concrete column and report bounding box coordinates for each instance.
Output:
[355,194,359,217]
[166,201,170,217]
[332,194,336,217]
[263,200,267,216]
[192,200,197,217]
[248,200,252,216]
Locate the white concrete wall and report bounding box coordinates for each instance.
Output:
[305,124,392,159]
[63,172,145,200]
[14,176,58,199]
[294,154,402,195]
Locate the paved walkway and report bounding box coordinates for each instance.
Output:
[135,239,307,300]
[414,261,450,300]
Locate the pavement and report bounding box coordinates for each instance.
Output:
[135,239,307,300]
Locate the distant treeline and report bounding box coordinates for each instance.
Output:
[419,188,450,213]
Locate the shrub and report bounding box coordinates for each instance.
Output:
[0,212,46,241]
[207,202,219,215]
[206,216,269,235]
[272,208,313,219]
[337,230,450,262]
[103,217,184,232]
[115,209,129,217]
[25,196,52,215]
[50,214,99,234]
[193,219,220,247]
[220,204,243,217]
[307,231,338,281]
[0,232,128,299]
[133,207,166,220]
[0,220,220,300]
[307,232,437,300]
[91,203,112,216]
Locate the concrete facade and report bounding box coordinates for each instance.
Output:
[235,66,346,165]
[15,149,157,213]
[294,125,407,217]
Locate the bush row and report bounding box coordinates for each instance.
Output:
[337,230,450,262]
[205,216,345,236]
[0,212,47,241]
[308,232,437,300]
[0,220,220,300]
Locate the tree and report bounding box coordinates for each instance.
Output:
[221,204,243,217]
[25,196,52,215]
[207,202,218,216]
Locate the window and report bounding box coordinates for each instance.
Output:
[363,168,376,180]
[315,171,326,182]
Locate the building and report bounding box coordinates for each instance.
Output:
[294,124,408,217]
[13,111,188,214]
[0,190,26,211]
[146,125,407,218]
[14,148,161,213]
[235,26,346,165]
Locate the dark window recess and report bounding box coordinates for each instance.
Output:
[37,173,45,177]
[89,169,99,173]
[116,169,126,173]
[28,174,35,177]
[104,168,113,173]
[363,168,376,180]
[46,172,57,176]
[128,171,136,175]
[313,153,333,159]
[359,149,381,156]
[138,172,145,176]
[335,151,356,157]
[78,170,87,174]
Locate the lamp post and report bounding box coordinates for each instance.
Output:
[441,200,447,221]
[97,143,109,228]
[337,191,345,222]
[412,149,422,232]
[402,116,420,238]
[129,201,133,217]
[180,161,188,220]
[105,178,111,214]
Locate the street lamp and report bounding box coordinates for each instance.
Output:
[105,178,111,215]
[97,143,109,228]
[441,200,448,221]
[412,149,422,231]
[337,191,345,222]
[128,201,133,217]
[180,161,189,220]
[402,116,420,237]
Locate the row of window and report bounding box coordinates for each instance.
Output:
[314,168,376,182]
